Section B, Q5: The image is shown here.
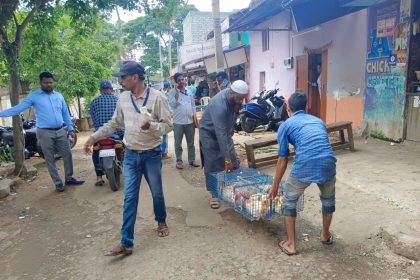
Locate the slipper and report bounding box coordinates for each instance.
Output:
[210,198,220,209]
[105,244,133,256]
[278,240,297,256]
[157,223,169,237]
[321,233,334,245]
[176,162,184,170]
[95,180,105,186]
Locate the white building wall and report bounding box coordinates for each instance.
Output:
[248,9,368,99]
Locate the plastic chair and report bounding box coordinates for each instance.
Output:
[200,97,210,106]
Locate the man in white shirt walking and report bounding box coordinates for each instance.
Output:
[169,72,199,169]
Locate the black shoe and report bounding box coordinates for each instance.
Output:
[65,177,85,185]
[56,183,65,192]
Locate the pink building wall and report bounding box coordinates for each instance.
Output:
[248,9,368,129]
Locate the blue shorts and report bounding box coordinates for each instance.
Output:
[282,176,336,217]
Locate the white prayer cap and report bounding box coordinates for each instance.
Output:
[231,80,248,95]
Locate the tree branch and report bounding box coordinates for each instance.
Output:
[12,12,19,30]
[15,0,51,44]
[0,27,8,44]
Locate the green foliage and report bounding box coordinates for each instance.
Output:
[1,5,122,115]
[0,143,13,163]
[122,1,196,77]
[370,130,402,143]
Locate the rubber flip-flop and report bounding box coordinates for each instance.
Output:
[157,223,169,237]
[321,233,334,245]
[95,180,105,186]
[105,245,133,256]
[278,241,297,256]
[210,198,220,209]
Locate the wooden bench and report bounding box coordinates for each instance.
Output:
[244,121,355,169]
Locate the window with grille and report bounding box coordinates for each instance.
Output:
[262,31,269,52]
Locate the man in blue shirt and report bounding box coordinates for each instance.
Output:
[0,72,84,192]
[269,92,336,255]
[89,80,124,186]
[168,72,199,169]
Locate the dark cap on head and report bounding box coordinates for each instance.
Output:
[112,61,145,78]
[100,80,113,89]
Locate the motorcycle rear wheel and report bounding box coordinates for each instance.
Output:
[241,118,257,133]
[105,161,121,192]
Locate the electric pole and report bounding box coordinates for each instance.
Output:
[168,27,172,75]
[159,38,164,88]
[212,0,224,72]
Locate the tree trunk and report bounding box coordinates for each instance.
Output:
[77,97,82,118]
[5,44,26,176]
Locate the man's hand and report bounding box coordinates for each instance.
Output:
[224,158,234,173]
[268,183,279,199]
[69,131,76,139]
[141,121,150,130]
[84,136,95,154]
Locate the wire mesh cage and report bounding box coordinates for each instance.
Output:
[270,181,304,217]
[208,168,272,205]
[208,168,304,221]
[233,185,271,221]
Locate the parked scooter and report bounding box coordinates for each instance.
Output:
[236,89,289,133]
[94,135,124,191]
[0,124,35,159]
[24,118,78,158]
[0,116,79,160]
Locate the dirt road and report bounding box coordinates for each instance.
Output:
[0,132,418,279]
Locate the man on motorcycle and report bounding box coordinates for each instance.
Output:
[199,80,248,209]
[0,71,84,192]
[84,61,172,256]
[88,80,124,186]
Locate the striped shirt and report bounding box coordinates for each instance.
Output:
[277,110,336,184]
[89,93,124,138]
[92,88,173,151]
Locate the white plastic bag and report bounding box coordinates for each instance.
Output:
[140,106,152,128]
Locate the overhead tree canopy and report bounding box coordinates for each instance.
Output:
[122,0,197,77]
[0,0,140,175]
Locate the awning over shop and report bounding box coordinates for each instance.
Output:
[338,0,388,7]
[225,0,368,33]
[224,0,285,33]
[183,45,248,74]
[291,0,366,31]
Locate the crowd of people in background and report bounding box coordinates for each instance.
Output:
[0,59,335,258]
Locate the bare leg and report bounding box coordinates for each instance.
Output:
[320,213,333,241]
[281,216,297,254]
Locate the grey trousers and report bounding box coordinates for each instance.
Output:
[173,123,196,164]
[36,127,73,186]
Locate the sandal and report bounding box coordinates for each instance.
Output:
[210,198,220,209]
[157,223,169,237]
[278,240,297,256]
[321,232,334,245]
[95,180,105,186]
[176,162,184,170]
[105,244,133,256]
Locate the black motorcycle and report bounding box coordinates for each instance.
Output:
[94,135,124,191]
[0,117,78,160]
[0,125,35,159]
[235,89,289,133]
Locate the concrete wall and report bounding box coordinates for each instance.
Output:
[363,0,411,140]
[183,11,230,46]
[248,9,368,128]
